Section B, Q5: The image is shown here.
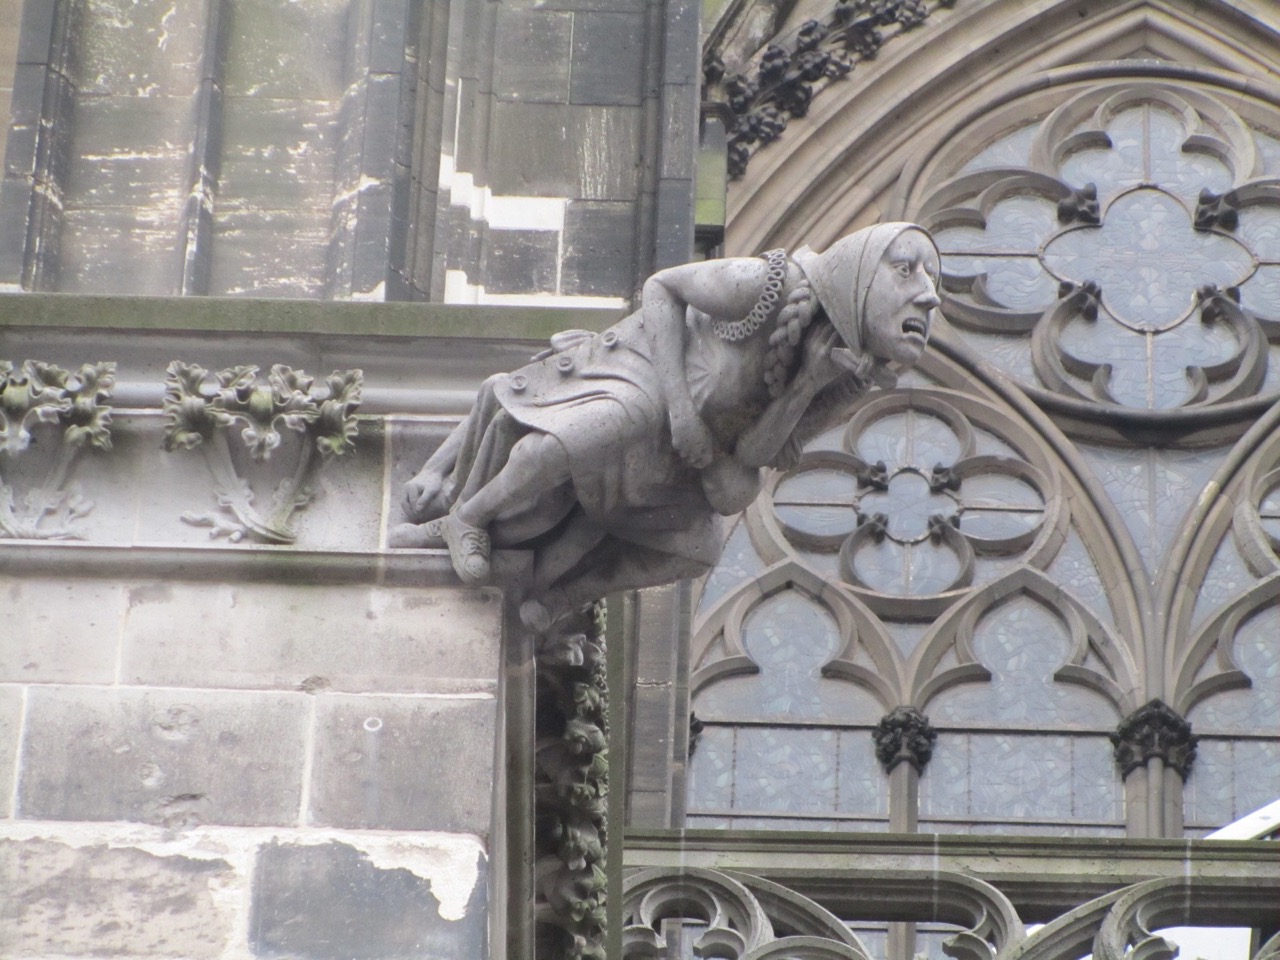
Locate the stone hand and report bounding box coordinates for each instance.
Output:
[797,324,848,389]
[670,408,714,468]
[404,467,446,521]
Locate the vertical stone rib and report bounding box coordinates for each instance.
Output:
[177,0,230,297]
[0,0,80,291]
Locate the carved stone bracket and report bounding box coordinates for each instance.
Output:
[534,602,609,960]
[0,360,115,539]
[703,0,957,179]
[161,362,362,544]
[1109,699,1197,780]
[873,705,937,773]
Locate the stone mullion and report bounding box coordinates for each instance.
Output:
[1111,699,1197,838]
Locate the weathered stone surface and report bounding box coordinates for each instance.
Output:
[0,577,121,684]
[309,695,496,832]
[222,0,348,99]
[562,200,636,296]
[250,840,488,959]
[58,207,182,296]
[121,580,501,694]
[488,102,641,200]
[74,0,203,95]
[0,687,22,817]
[570,12,646,106]
[484,228,559,294]
[20,687,308,826]
[0,838,235,957]
[492,9,572,102]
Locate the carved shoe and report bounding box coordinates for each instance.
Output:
[442,511,491,585]
[387,518,446,548]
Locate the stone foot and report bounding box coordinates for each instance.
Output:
[442,511,491,585]
[388,518,446,548]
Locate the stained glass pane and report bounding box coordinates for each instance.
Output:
[1189,605,1280,732]
[1046,527,1116,630]
[929,596,1113,726]
[1056,314,1151,408]
[1235,207,1280,261]
[854,412,962,470]
[919,733,970,817]
[1072,736,1124,820]
[1255,130,1280,175]
[776,503,859,539]
[960,473,1043,509]
[1147,107,1232,197]
[940,255,1058,311]
[1191,535,1253,629]
[775,468,860,503]
[836,731,887,816]
[687,726,735,810]
[1183,738,1280,826]
[1149,446,1228,560]
[1060,107,1145,196]
[959,509,1041,539]
[969,734,1074,818]
[697,519,765,615]
[1150,319,1241,409]
[1237,264,1280,321]
[960,122,1038,172]
[734,727,838,813]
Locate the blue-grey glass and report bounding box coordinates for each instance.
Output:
[958,330,1037,382]
[959,509,1041,539]
[918,733,970,817]
[697,519,766,615]
[968,733,1074,819]
[796,547,841,578]
[1235,207,1280,261]
[858,471,955,542]
[696,590,882,724]
[886,618,931,658]
[1041,189,1254,331]
[929,596,1113,726]
[1255,130,1280,176]
[775,468,861,503]
[1237,264,1280,322]
[934,196,1056,255]
[1189,604,1280,732]
[904,542,963,595]
[1183,738,1236,826]
[1055,312,1151,408]
[725,817,849,831]
[960,473,1043,509]
[1147,107,1233,197]
[847,926,888,960]
[916,928,971,960]
[855,412,963,473]
[776,503,860,539]
[1192,538,1254,631]
[1078,443,1154,574]
[686,726,735,810]
[1046,527,1117,630]
[734,726,838,813]
[1149,316,1242,409]
[940,255,1059,311]
[1149,445,1228,561]
[960,122,1038,173]
[1234,740,1280,815]
[1072,736,1123,820]
[1060,107,1146,197]
[805,422,847,453]
[685,815,731,828]
[973,429,1021,460]
[836,731,888,815]
[851,537,909,594]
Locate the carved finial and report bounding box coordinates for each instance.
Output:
[1057,279,1101,321]
[873,705,937,773]
[1110,699,1198,779]
[1057,183,1101,225]
[1194,188,1240,232]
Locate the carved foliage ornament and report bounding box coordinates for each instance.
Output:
[535,603,609,960]
[703,0,955,179]
[1109,699,1197,779]
[920,84,1280,422]
[162,362,361,544]
[0,359,115,539]
[872,704,936,772]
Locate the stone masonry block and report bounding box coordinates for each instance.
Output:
[484,228,559,295]
[0,577,122,684]
[121,579,501,694]
[492,9,572,102]
[19,687,308,827]
[0,687,22,817]
[0,838,235,957]
[251,840,488,959]
[569,12,646,107]
[562,200,637,297]
[309,695,496,833]
[488,102,641,200]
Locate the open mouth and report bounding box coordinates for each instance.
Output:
[901,317,929,340]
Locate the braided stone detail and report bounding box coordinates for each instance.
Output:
[712,248,789,341]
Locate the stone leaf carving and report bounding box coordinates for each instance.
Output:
[162,362,362,544]
[1110,699,1197,779]
[534,602,609,960]
[0,359,116,539]
[703,0,952,178]
[872,705,937,772]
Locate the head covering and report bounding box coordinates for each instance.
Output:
[792,222,939,356]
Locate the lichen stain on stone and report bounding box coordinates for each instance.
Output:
[128,582,173,607]
[0,838,233,957]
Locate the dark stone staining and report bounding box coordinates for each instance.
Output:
[563,201,636,297]
[251,841,488,960]
[484,229,559,294]
[492,9,573,103]
[489,102,643,200]
[570,13,646,107]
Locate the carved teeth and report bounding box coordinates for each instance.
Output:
[902,318,928,337]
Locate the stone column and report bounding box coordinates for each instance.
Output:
[1111,699,1198,838]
